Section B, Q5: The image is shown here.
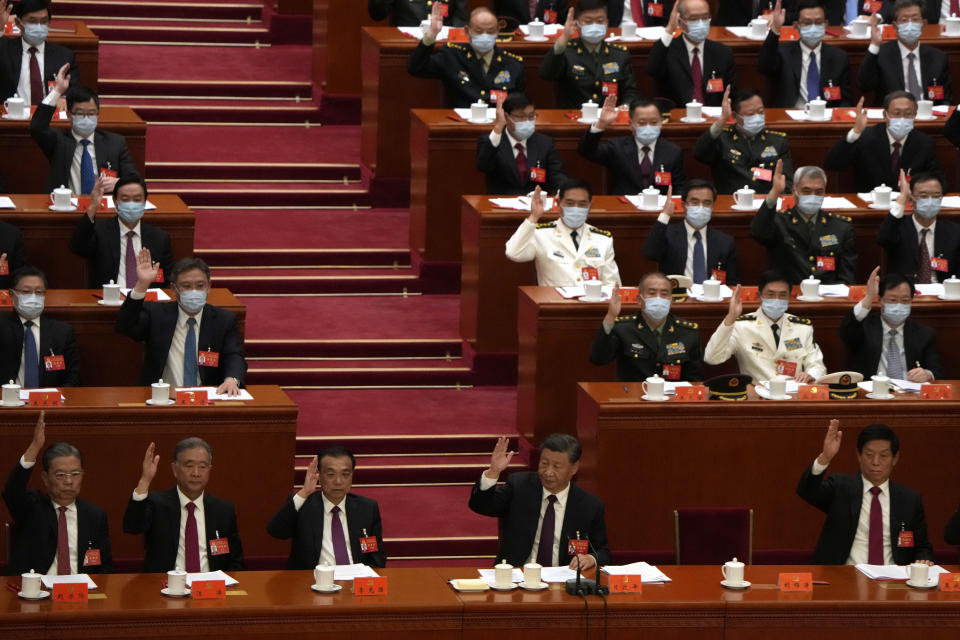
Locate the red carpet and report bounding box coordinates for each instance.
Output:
[99,45,312,82]
[146,125,360,164]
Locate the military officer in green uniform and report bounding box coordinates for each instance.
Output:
[751,160,857,285]
[693,87,794,195]
[408,5,526,108]
[538,0,638,109]
[369,0,468,27]
[589,273,704,382]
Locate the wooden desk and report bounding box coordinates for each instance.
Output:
[0,386,297,566]
[462,195,960,354]
[413,108,958,264]
[35,289,244,387]
[365,25,960,185]
[0,107,146,194]
[517,286,960,440]
[50,20,101,93]
[576,381,960,560]
[0,194,194,289]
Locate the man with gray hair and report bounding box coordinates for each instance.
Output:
[751,159,857,284]
[123,438,244,573]
[3,411,113,575]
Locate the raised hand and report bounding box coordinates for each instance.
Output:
[23,411,45,463]
[604,283,622,325]
[86,176,106,220]
[424,0,443,41]
[558,6,577,46]
[666,0,680,34]
[862,265,880,309]
[493,93,507,134]
[596,94,618,131]
[484,436,516,479]
[1,0,11,30]
[662,184,674,217]
[869,13,882,48]
[297,455,320,499]
[852,96,868,135]
[527,185,545,223]
[767,0,784,33]
[135,442,160,494]
[717,85,731,125]
[818,419,842,466]
[134,247,159,292]
[724,284,743,324]
[54,63,70,95]
[896,168,910,206]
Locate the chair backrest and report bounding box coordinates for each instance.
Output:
[674,507,753,565]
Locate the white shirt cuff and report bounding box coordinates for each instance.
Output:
[552,40,565,54]
[889,201,905,219]
[602,320,615,334]
[657,212,671,225]
[853,300,870,321]
[867,43,880,55]
[589,124,603,134]
[422,34,436,46]
[709,122,723,138]
[20,456,35,469]
[811,458,828,475]
[292,493,306,511]
[479,473,498,490]
[660,31,674,46]
[42,89,61,107]
[132,490,147,501]
[489,130,502,146]
[845,129,861,144]
[128,289,146,300]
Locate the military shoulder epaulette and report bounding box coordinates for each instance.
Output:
[536,222,556,229]
[735,314,756,321]
[615,314,637,322]
[590,226,612,237]
[767,129,787,137]
[676,319,699,329]
[826,211,853,223]
[445,42,465,51]
[787,315,812,325]
[503,50,523,61]
[610,43,628,51]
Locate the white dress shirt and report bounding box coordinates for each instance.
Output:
[796,40,823,107]
[292,491,355,565]
[20,456,79,576]
[17,315,41,387]
[635,138,658,170]
[897,40,923,92]
[129,486,209,571]
[852,302,904,376]
[17,40,45,105]
[116,222,142,288]
[489,128,526,158]
[683,220,709,280]
[941,0,952,22]
[164,305,203,387]
[913,216,937,283]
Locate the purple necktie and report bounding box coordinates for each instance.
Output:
[917,228,932,284]
[536,494,557,566]
[57,506,71,575]
[125,230,137,287]
[185,502,201,572]
[868,486,884,565]
[330,505,350,565]
[29,47,43,106]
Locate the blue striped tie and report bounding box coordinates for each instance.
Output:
[80,139,96,194]
[23,320,39,388]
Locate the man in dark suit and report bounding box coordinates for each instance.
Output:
[881,0,947,28]
[825,91,938,193]
[877,172,960,284]
[715,0,797,25]
[30,63,139,194]
[70,176,174,289]
[469,434,611,568]
[369,0,468,26]
[0,220,26,290]
[0,0,78,103]
[758,0,852,108]
[115,253,247,393]
[579,94,686,195]
[643,180,739,283]
[797,420,934,565]
[3,411,112,575]
[495,0,569,24]
[946,502,960,559]
[408,5,525,108]
[476,93,566,195]
[590,272,704,382]
[647,0,736,108]
[839,267,943,381]
[539,1,638,108]
[267,446,386,569]
[858,2,952,105]
[0,266,80,387]
[123,438,244,573]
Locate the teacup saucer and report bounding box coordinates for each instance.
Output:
[796,295,824,302]
[720,580,751,590]
[579,295,608,303]
[865,392,895,400]
[730,204,757,211]
[906,579,937,589]
[97,299,123,306]
[937,294,960,301]
[680,116,706,123]
[2,113,31,120]
[310,583,342,593]
[915,115,938,121]
[18,590,50,600]
[146,398,176,406]
[1,400,26,407]
[160,587,190,597]
[467,118,494,125]
[868,203,891,210]
[754,386,792,401]
[577,117,598,124]
[519,581,548,591]
[641,394,669,402]
[48,205,77,212]
[524,36,549,42]
[490,583,519,591]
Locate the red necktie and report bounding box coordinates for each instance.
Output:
[57,506,71,575]
[890,141,901,179]
[631,0,646,26]
[868,486,884,565]
[29,47,43,106]
[529,0,538,20]
[125,231,137,287]
[953,0,960,19]
[639,145,653,188]
[691,47,704,103]
[917,228,932,284]
[330,505,350,565]
[515,143,528,183]
[185,502,201,572]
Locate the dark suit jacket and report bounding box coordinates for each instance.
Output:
[2,460,113,575]
[476,130,567,195]
[797,464,934,565]
[945,106,960,149]
[646,36,736,107]
[857,42,953,106]
[0,312,81,386]
[368,0,468,26]
[0,38,77,102]
[716,0,798,25]
[824,123,939,193]
[881,0,942,24]
[468,471,611,567]
[877,213,960,283]
[757,32,852,107]
[0,220,26,290]
[122,487,244,573]
[945,501,960,559]
[838,308,944,379]
[114,296,247,386]
[578,130,685,195]
[266,492,386,569]
[30,102,140,193]
[70,215,174,288]
[643,221,740,284]
[495,0,570,24]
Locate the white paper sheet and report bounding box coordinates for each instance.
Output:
[41,574,98,589]
[914,283,945,296]
[866,109,885,119]
[857,379,922,393]
[701,106,723,118]
[933,105,950,114]
[104,196,157,210]
[541,566,577,583]
[819,284,850,297]
[554,285,613,300]
[185,570,239,587]
[397,26,450,41]
[120,288,172,301]
[784,109,835,121]
[725,26,766,39]
[19,388,66,401]
[635,26,667,39]
[453,107,495,121]
[488,196,554,211]
[664,381,692,395]
[856,564,948,583]
[822,197,857,209]
[333,563,380,580]
[477,568,524,585]
[0,196,16,209]
[175,386,255,401]
[602,561,673,583]
[519,24,562,36]
[941,196,960,209]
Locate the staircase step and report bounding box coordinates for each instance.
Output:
[247,362,472,387]
[87,21,269,45]
[293,460,525,487]
[294,433,516,456]
[121,102,322,124]
[214,273,419,294]
[100,79,312,99]
[148,162,360,182]
[252,358,465,370]
[197,248,408,268]
[55,0,262,22]
[149,186,370,208]
[212,266,413,278]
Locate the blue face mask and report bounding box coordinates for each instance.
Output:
[561,206,589,229]
[579,23,608,44]
[15,293,44,320]
[684,19,710,43]
[798,23,825,47]
[116,201,145,225]
[470,33,496,54]
[177,289,208,315]
[71,114,97,137]
[22,23,49,46]
[685,205,712,229]
[739,113,765,135]
[915,197,941,220]
[796,194,824,216]
[897,21,923,45]
[882,302,911,326]
[633,124,660,146]
[643,296,671,322]
[887,117,914,140]
[761,298,789,320]
[511,119,535,141]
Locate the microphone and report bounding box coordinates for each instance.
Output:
[565,533,597,595]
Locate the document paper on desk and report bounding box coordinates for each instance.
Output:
[857,379,923,393]
[784,109,835,121]
[819,284,850,297]
[41,574,98,589]
[488,196,554,211]
[541,566,577,583]
[105,196,157,210]
[398,26,451,41]
[0,197,15,209]
[120,288,171,301]
[858,192,900,203]
[914,283,944,297]
[519,24,562,36]
[175,386,255,401]
[602,562,672,583]
[335,564,381,580]
[856,564,949,581]
[186,570,239,587]
[821,197,857,209]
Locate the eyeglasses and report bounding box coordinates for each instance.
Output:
[13,289,45,295]
[509,113,537,122]
[53,471,83,481]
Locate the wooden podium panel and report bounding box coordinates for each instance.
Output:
[517,286,960,440]
[0,106,146,194]
[0,194,194,289]
[414,108,959,263]
[575,381,960,561]
[28,289,244,387]
[0,386,297,565]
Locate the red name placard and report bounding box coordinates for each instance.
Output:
[53,582,88,602]
[675,386,707,401]
[28,391,62,407]
[609,574,642,593]
[940,573,960,591]
[921,384,953,400]
[797,385,830,401]
[619,287,639,303]
[176,390,209,406]
[192,579,226,599]
[354,576,388,596]
[779,572,813,591]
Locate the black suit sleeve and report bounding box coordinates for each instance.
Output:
[223,504,245,571]
[2,461,37,521]
[836,51,853,107]
[114,294,151,341]
[749,200,781,247]
[723,237,741,285]
[28,102,59,160]
[158,233,175,287]
[468,477,514,517]
[62,324,81,387]
[907,494,935,562]
[408,41,443,78]
[368,0,391,20]
[857,50,881,94]
[645,38,669,80]
[918,326,944,380]
[476,133,500,173]
[670,146,687,191]
[587,501,611,566]
[220,311,247,384]
[944,109,960,149]
[266,495,300,540]
[946,500,960,545]
[538,46,567,81]
[642,220,670,263]
[94,508,114,573]
[4,226,25,274]
[875,212,902,249]
[543,137,566,192]
[365,501,387,568]
[838,224,857,284]
[693,129,722,167]
[824,131,857,171]
[756,31,781,78]
[69,215,99,259]
[796,463,837,513]
[121,495,154,534]
[588,325,621,366]
[838,307,867,352]
[115,136,139,180]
